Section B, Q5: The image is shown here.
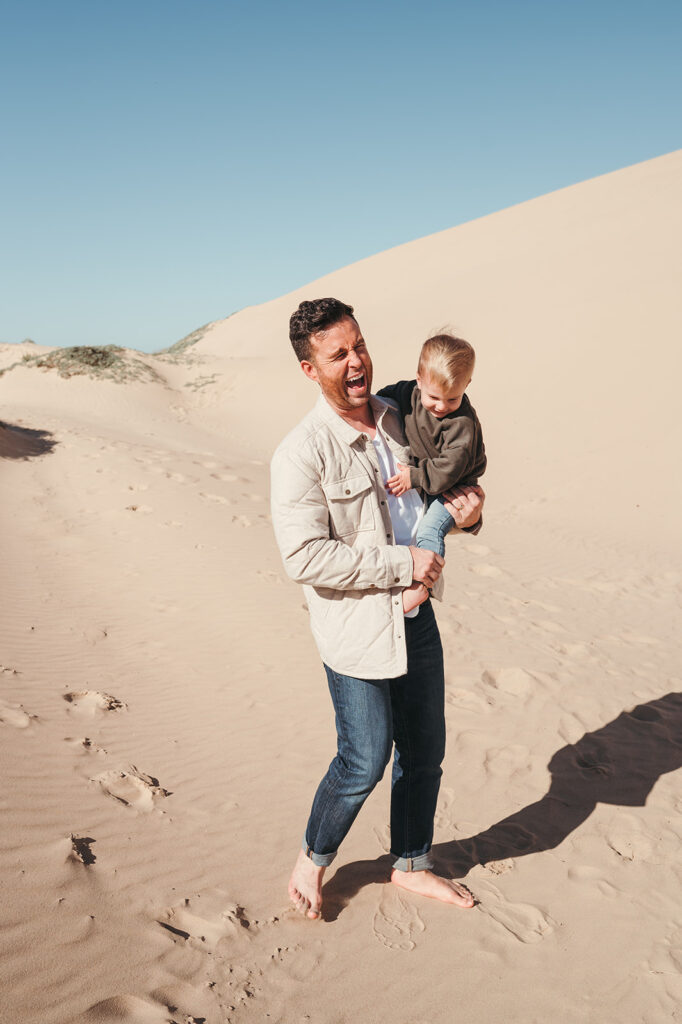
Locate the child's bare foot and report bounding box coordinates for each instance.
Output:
[402,582,429,614]
[288,848,325,919]
[390,868,475,908]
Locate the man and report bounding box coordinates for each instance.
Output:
[270,298,484,919]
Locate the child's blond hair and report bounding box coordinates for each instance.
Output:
[417,334,475,389]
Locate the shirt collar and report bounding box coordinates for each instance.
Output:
[315,393,392,445]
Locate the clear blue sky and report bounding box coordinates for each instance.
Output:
[2,0,680,353]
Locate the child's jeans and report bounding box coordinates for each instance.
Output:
[416,496,454,558]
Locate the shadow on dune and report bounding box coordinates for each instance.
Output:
[321,692,682,920]
[437,690,682,876]
[0,421,58,460]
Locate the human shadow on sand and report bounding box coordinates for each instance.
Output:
[0,421,58,460]
[321,691,682,920]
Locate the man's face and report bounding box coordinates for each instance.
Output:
[301,316,373,416]
[416,371,471,419]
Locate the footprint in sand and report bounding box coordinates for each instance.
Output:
[255,570,284,585]
[67,834,97,866]
[470,564,503,578]
[64,736,107,756]
[63,690,127,714]
[475,880,554,943]
[527,598,563,613]
[78,994,176,1023]
[482,667,536,698]
[463,543,491,556]
[556,641,591,659]
[605,814,654,862]
[532,618,565,634]
[485,858,515,876]
[92,767,169,811]
[557,714,587,745]
[483,744,531,778]
[619,631,661,646]
[158,891,251,951]
[199,491,231,505]
[231,514,252,527]
[647,924,682,976]
[372,887,425,951]
[567,865,618,898]
[446,687,494,713]
[0,698,35,729]
[372,824,391,853]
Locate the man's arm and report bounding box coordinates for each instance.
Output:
[271,447,440,591]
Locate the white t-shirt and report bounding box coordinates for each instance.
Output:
[372,425,424,617]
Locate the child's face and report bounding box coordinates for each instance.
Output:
[416,372,471,419]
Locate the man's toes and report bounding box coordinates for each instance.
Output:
[307,906,321,920]
[454,885,474,906]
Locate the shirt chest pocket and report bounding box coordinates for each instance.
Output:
[324,475,376,538]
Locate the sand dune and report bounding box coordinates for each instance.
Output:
[1,150,681,1024]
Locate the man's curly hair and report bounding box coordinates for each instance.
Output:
[289,298,356,362]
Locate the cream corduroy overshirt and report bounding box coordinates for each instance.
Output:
[271,393,443,679]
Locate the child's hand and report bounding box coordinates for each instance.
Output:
[386,464,412,497]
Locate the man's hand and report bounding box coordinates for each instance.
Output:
[409,546,444,587]
[442,484,485,530]
[386,463,412,497]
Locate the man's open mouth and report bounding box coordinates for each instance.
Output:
[345,373,366,392]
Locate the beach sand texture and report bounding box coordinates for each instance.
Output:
[1,150,681,1024]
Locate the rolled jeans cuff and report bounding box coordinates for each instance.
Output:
[391,850,434,873]
[302,839,337,868]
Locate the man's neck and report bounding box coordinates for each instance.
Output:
[335,402,376,437]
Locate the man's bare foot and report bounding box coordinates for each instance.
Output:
[390,868,475,908]
[288,848,326,919]
[402,582,429,614]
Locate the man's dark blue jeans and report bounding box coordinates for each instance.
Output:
[303,599,445,872]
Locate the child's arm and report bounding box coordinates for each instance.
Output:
[409,440,476,496]
[376,379,417,418]
[387,411,480,496]
[386,444,474,497]
[385,463,412,496]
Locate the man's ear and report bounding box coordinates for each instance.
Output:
[300,360,318,384]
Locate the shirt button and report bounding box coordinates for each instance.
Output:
[370,583,376,587]
[394,577,399,583]
[386,533,390,539]
[394,599,400,605]
[380,500,385,505]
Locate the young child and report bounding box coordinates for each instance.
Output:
[378,334,486,613]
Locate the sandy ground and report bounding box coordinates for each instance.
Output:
[1,150,681,1024]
